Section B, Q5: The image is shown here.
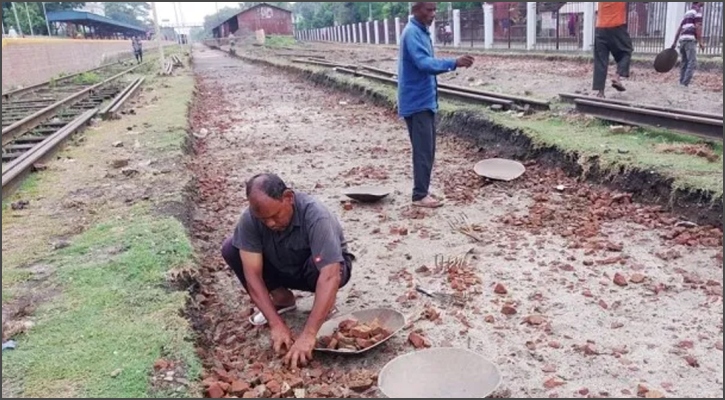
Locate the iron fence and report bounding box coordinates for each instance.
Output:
[460,8,484,48]
[696,1,724,55]
[492,2,526,49]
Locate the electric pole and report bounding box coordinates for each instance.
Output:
[172,1,180,43]
[369,2,372,22]
[42,2,51,36]
[151,2,165,70]
[24,2,34,36]
[12,2,23,35]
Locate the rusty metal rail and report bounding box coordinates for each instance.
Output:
[100,77,145,119]
[559,93,723,141]
[334,67,514,109]
[2,108,98,199]
[1,63,143,147]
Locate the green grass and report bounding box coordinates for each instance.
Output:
[2,72,200,398]
[1,214,201,398]
[265,35,297,48]
[73,72,102,85]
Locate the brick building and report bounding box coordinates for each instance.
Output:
[212,3,293,38]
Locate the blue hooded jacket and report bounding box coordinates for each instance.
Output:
[397,18,458,118]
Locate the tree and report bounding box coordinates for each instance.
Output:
[104,2,151,28]
[203,5,242,34]
[3,2,85,36]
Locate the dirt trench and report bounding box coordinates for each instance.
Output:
[186,48,723,398]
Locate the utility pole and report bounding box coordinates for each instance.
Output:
[42,2,51,36]
[12,2,23,35]
[369,2,373,22]
[151,2,165,70]
[172,1,180,43]
[24,2,35,36]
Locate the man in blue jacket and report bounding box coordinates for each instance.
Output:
[398,2,474,209]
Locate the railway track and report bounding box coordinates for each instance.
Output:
[290,57,550,112]
[2,63,148,199]
[559,93,724,142]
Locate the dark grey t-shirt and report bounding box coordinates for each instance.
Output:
[232,192,349,275]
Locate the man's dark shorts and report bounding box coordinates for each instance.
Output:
[221,237,354,293]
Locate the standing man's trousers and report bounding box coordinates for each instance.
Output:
[593,25,633,91]
[405,110,436,202]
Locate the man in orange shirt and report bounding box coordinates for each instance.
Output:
[593,2,633,98]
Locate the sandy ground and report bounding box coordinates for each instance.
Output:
[189,48,723,398]
[255,43,724,115]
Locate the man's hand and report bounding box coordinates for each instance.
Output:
[699,41,706,51]
[270,324,294,355]
[456,55,475,68]
[284,332,316,368]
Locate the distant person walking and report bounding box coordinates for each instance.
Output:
[673,2,705,87]
[592,2,633,98]
[132,37,143,64]
[398,2,474,209]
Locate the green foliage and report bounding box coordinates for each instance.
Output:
[73,72,102,85]
[2,2,85,36]
[103,2,150,28]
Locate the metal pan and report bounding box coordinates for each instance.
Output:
[343,186,391,203]
[474,158,526,182]
[314,308,406,355]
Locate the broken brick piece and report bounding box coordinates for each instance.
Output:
[408,332,432,349]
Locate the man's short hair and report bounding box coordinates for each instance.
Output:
[246,173,289,200]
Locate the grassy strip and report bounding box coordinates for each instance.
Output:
[232,49,722,199]
[2,68,200,398]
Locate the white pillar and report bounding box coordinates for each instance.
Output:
[453,9,461,47]
[384,19,390,45]
[359,23,364,43]
[374,20,380,44]
[367,21,372,44]
[431,20,436,46]
[483,3,494,49]
[346,25,350,42]
[353,24,357,43]
[583,2,596,51]
[666,2,687,48]
[526,2,536,50]
[395,17,402,45]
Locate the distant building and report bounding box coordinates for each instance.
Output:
[212,3,293,38]
[75,2,105,17]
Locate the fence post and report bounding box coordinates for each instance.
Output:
[483,3,494,49]
[526,2,536,50]
[395,17,402,45]
[374,20,380,44]
[352,24,357,42]
[453,9,461,47]
[384,19,390,45]
[665,2,687,48]
[583,2,596,51]
[366,21,372,44]
[431,19,436,46]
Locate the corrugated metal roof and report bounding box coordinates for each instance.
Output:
[46,10,147,34]
[212,3,292,31]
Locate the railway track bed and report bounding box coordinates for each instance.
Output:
[2,62,149,199]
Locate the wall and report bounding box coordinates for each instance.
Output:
[237,5,293,36]
[1,38,171,91]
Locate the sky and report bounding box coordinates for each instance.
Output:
[154,2,242,27]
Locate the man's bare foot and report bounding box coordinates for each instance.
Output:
[596,90,606,98]
[611,80,626,92]
[413,195,444,209]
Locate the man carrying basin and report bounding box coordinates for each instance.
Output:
[221,173,355,368]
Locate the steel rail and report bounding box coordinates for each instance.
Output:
[560,92,723,121]
[2,61,125,100]
[2,108,98,200]
[573,99,723,141]
[334,67,514,109]
[99,77,144,118]
[107,77,145,118]
[1,63,143,147]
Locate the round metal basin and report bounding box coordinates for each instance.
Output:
[314,308,405,355]
[343,186,391,203]
[474,158,526,182]
[379,348,502,398]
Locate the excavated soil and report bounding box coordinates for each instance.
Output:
[187,48,723,399]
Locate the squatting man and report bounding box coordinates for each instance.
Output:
[221,173,355,369]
